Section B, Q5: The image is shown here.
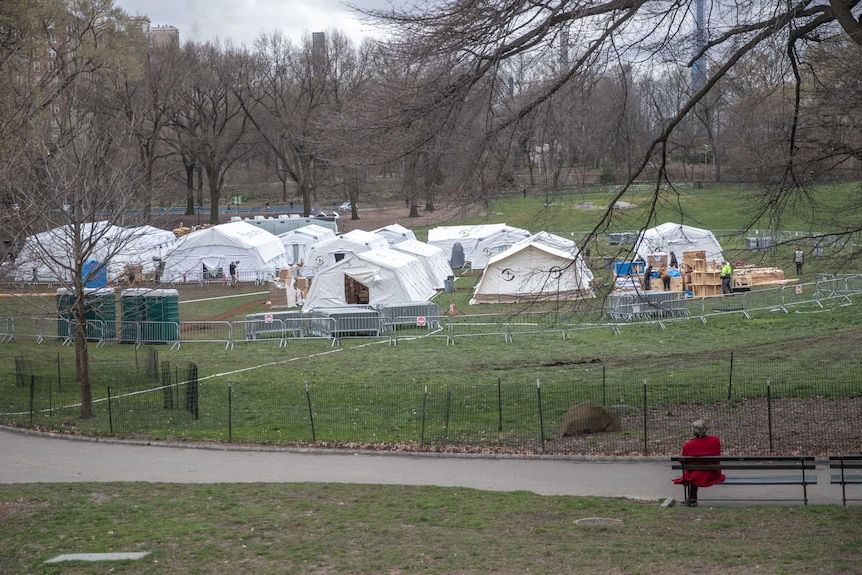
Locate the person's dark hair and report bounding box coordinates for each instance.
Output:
[692,419,707,438]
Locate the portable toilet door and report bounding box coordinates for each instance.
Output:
[120,288,149,343]
[142,289,180,343]
[56,288,75,341]
[87,288,117,341]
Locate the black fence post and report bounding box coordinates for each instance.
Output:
[602,364,607,406]
[536,379,545,452]
[421,385,428,444]
[29,375,35,427]
[767,379,773,453]
[228,379,233,443]
[642,379,648,455]
[727,351,734,400]
[444,389,451,439]
[497,377,503,432]
[107,385,113,434]
[305,381,316,442]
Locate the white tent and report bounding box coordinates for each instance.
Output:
[634,222,723,264]
[278,224,336,265]
[373,223,416,246]
[470,225,533,270]
[470,232,595,304]
[301,229,389,278]
[13,221,176,283]
[427,224,531,268]
[161,220,288,283]
[391,239,452,288]
[302,247,438,310]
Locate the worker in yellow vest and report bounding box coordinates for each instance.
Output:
[721,261,733,295]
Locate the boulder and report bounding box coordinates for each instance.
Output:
[559,400,621,436]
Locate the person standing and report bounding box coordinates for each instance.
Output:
[660,266,671,291]
[720,261,733,295]
[794,246,804,275]
[673,419,726,507]
[229,261,238,287]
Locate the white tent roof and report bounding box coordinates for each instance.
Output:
[470,232,595,304]
[390,239,452,288]
[302,247,437,310]
[13,221,177,283]
[302,229,389,278]
[428,224,531,267]
[634,222,723,264]
[161,220,288,283]
[278,224,337,265]
[470,226,533,270]
[373,223,416,246]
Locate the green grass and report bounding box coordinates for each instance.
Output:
[1,483,860,574]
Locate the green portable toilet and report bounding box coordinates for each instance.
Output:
[142,289,180,343]
[56,288,75,340]
[120,288,149,343]
[56,288,117,341]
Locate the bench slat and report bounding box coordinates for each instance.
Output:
[830,474,862,484]
[722,475,817,485]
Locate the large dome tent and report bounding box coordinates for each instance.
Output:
[634,222,723,264]
[161,220,288,283]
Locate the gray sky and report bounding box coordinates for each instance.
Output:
[113,0,392,46]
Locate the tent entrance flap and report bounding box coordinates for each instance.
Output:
[344,275,369,304]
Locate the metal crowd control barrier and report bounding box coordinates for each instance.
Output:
[0,317,13,343]
[444,314,509,345]
[176,321,233,349]
[140,321,181,349]
[235,319,289,347]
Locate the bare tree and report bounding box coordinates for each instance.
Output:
[170,41,252,225]
[1,0,156,418]
[362,0,862,247]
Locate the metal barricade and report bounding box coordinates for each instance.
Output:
[177,321,233,349]
[235,319,289,347]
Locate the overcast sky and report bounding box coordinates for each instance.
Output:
[113,0,393,46]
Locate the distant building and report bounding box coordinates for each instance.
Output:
[150,25,179,48]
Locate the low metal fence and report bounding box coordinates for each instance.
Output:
[4,351,860,456]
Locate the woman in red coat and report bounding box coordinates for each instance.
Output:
[673,420,725,507]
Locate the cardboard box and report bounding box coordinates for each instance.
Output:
[269,281,288,307]
[278,268,293,283]
[670,276,684,292]
[295,277,309,290]
[647,253,668,270]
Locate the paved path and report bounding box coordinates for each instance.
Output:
[0,428,842,505]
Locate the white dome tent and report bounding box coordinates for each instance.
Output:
[470,232,595,304]
[278,223,336,265]
[301,229,388,278]
[161,221,288,284]
[391,239,452,289]
[634,222,724,264]
[301,247,437,310]
[13,221,176,284]
[372,223,416,246]
[427,224,531,268]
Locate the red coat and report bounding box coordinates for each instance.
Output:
[672,435,726,487]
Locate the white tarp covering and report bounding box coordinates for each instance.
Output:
[470,232,595,304]
[13,221,177,283]
[391,239,452,289]
[373,223,416,246]
[161,220,288,283]
[302,229,388,278]
[634,222,724,264]
[427,224,530,268]
[302,247,438,310]
[278,224,337,265]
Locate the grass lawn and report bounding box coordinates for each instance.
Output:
[1,483,861,575]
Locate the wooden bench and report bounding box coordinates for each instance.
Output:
[672,455,818,505]
[829,455,862,506]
